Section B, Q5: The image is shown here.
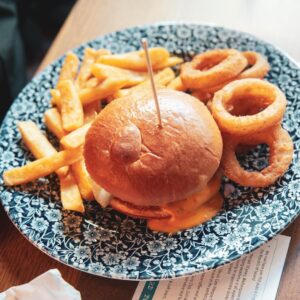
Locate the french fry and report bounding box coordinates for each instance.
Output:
[111,84,163,100]
[59,172,85,213]
[58,52,79,83]
[115,67,175,99]
[95,48,111,60]
[76,48,111,89]
[3,147,82,186]
[111,67,175,100]
[130,67,175,93]
[44,108,67,139]
[154,67,176,85]
[71,159,94,200]
[76,48,98,88]
[84,102,99,124]
[58,80,84,131]
[97,47,170,71]
[91,63,148,88]
[51,52,79,109]
[18,121,56,158]
[111,89,130,99]
[167,76,186,92]
[50,89,61,109]
[88,68,107,83]
[60,123,91,149]
[154,56,183,70]
[79,77,129,105]
[18,121,68,177]
[85,77,100,88]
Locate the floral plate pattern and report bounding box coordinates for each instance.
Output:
[0,23,299,280]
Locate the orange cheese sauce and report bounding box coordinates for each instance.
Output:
[161,172,221,215]
[147,193,223,233]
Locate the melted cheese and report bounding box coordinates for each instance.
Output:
[91,179,112,207]
[148,193,223,233]
[161,173,221,216]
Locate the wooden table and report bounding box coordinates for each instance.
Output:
[1,0,300,299]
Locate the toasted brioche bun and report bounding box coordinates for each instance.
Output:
[84,89,222,206]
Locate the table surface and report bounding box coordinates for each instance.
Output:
[1,0,300,299]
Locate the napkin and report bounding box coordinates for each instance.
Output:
[0,269,81,300]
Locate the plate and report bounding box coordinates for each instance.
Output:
[0,23,299,280]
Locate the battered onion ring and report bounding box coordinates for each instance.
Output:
[222,126,293,187]
[208,94,266,115]
[195,51,271,94]
[211,79,286,135]
[180,49,247,89]
[191,90,213,104]
[239,51,270,79]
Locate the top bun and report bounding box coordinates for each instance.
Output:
[84,89,222,206]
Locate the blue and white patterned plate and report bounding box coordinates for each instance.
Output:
[0,23,299,280]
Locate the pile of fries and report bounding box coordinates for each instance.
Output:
[3,47,182,212]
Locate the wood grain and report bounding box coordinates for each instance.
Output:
[1,0,300,299]
[38,0,300,72]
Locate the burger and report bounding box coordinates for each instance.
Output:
[84,89,223,233]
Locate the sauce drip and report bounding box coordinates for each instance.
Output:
[148,193,223,233]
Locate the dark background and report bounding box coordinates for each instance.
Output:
[0,0,75,121]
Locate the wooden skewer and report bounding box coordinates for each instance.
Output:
[141,38,163,128]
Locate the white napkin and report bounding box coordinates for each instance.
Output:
[0,269,81,300]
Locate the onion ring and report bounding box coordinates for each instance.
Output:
[222,126,293,187]
[191,90,213,103]
[211,79,286,135]
[193,51,271,94]
[208,94,265,115]
[239,51,270,79]
[180,49,247,89]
